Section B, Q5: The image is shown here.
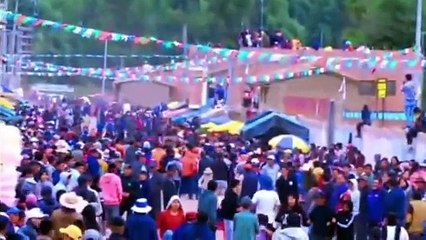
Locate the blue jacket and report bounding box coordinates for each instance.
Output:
[241,171,259,199]
[17,222,37,240]
[198,190,218,224]
[385,187,406,221]
[38,198,59,216]
[87,155,101,178]
[367,188,386,223]
[329,183,348,211]
[173,222,215,240]
[125,213,158,240]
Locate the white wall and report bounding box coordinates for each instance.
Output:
[297,116,426,164]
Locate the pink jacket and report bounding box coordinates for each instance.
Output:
[99,173,123,206]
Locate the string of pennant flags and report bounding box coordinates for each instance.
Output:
[10,53,185,59]
[18,67,327,84]
[1,10,422,66]
[18,55,426,83]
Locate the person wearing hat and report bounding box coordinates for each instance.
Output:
[59,224,82,240]
[261,155,280,186]
[6,207,22,233]
[0,214,10,240]
[108,217,126,240]
[355,175,370,240]
[233,196,259,240]
[273,212,309,240]
[240,159,261,199]
[125,198,157,240]
[309,192,335,240]
[198,167,214,192]
[119,165,137,217]
[51,192,86,240]
[413,177,426,197]
[408,190,425,239]
[131,151,148,181]
[17,207,46,240]
[170,212,198,239]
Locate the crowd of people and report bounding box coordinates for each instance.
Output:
[238,29,302,50]
[0,96,426,240]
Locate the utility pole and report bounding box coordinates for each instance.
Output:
[182,24,189,100]
[415,0,424,107]
[10,0,19,90]
[101,40,108,94]
[1,0,8,85]
[260,0,264,31]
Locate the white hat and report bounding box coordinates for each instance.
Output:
[25,208,46,221]
[55,140,70,153]
[59,192,88,213]
[131,198,152,213]
[203,167,213,174]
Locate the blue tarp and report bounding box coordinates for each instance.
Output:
[0,106,15,117]
[0,84,13,93]
[240,112,309,141]
[172,106,211,124]
[201,115,232,125]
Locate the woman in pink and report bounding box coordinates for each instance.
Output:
[99,163,123,222]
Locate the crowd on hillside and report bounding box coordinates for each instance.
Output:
[0,96,426,240]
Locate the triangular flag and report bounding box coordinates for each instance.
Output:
[338,77,347,100]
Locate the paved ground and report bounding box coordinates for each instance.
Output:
[181,199,224,240]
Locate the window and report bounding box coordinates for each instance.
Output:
[358,80,396,96]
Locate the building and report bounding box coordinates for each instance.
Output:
[114,46,420,122]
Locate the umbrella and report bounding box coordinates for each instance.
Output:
[0,97,14,109]
[208,121,244,135]
[268,134,310,153]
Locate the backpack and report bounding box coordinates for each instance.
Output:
[381,225,401,240]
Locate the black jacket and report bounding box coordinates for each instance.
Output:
[121,175,138,201]
[211,159,229,181]
[275,175,298,204]
[220,189,239,220]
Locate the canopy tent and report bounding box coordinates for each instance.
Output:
[0,84,13,94]
[167,101,187,110]
[0,106,16,118]
[240,112,309,141]
[172,106,211,124]
[163,108,190,118]
[200,115,232,125]
[200,107,226,119]
[208,121,244,135]
[0,97,14,109]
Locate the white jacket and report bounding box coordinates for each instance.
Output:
[349,178,360,215]
[272,227,309,240]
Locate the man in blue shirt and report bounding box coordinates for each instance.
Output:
[401,74,418,127]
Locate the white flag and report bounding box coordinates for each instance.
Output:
[338,77,347,100]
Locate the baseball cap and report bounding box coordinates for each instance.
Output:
[6,207,22,215]
[60,225,82,240]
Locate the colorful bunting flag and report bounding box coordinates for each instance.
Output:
[1,10,420,65]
